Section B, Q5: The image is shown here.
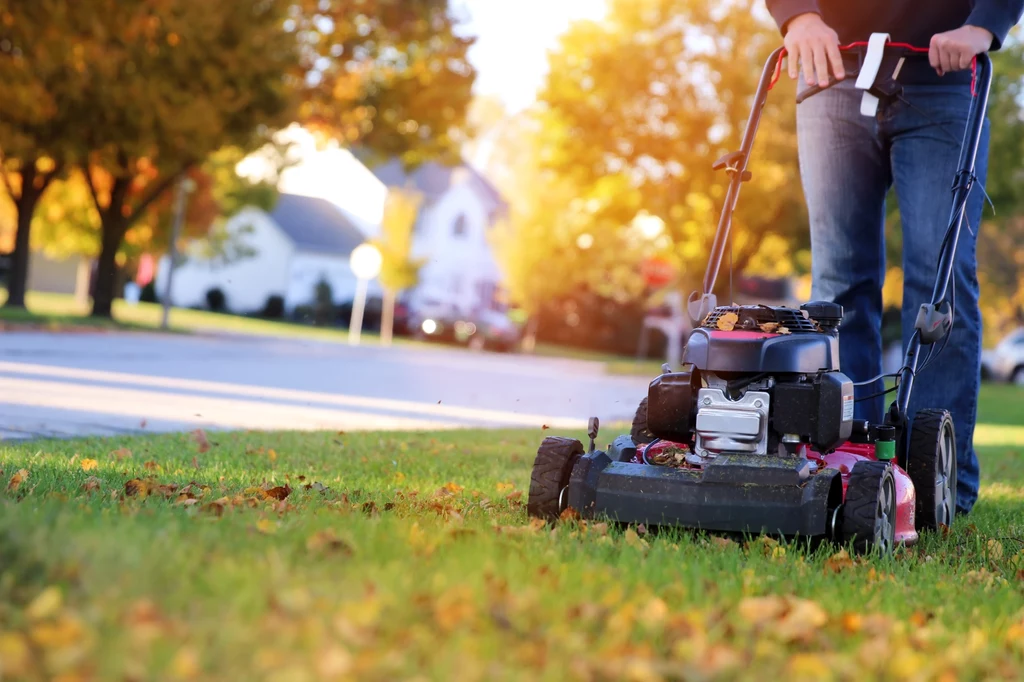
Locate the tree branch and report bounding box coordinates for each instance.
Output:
[0,151,21,202]
[123,164,191,231]
[83,165,107,220]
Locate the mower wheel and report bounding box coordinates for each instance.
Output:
[907,408,957,532]
[527,437,584,521]
[630,397,654,445]
[842,460,897,555]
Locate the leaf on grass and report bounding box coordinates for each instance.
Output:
[192,456,200,470]
[264,485,292,501]
[559,507,580,522]
[144,460,159,471]
[125,478,149,498]
[255,518,277,534]
[81,476,102,493]
[191,429,210,453]
[987,539,1004,560]
[7,469,28,492]
[26,586,63,621]
[505,490,523,503]
[496,482,514,492]
[716,312,739,331]
[80,458,98,471]
[824,549,854,573]
[624,528,649,550]
[710,536,737,549]
[443,481,464,494]
[636,523,648,537]
[268,448,278,463]
[306,529,353,555]
[111,448,132,461]
[0,632,31,677]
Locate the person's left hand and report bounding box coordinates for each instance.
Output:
[929,25,994,76]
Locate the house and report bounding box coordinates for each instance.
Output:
[370,158,509,318]
[154,193,379,314]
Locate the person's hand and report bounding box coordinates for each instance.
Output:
[784,12,845,87]
[929,25,993,76]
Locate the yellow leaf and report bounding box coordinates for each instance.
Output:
[987,539,1004,560]
[0,632,30,676]
[496,482,514,492]
[716,312,739,331]
[7,468,28,492]
[443,481,464,494]
[255,519,277,534]
[624,528,649,550]
[786,653,832,681]
[776,598,828,643]
[317,645,353,678]
[26,586,63,621]
[171,646,199,679]
[268,448,278,463]
[80,458,98,471]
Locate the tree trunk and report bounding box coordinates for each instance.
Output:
[91,219,126,318]
[522,314,539,354]
[3,165,42,309]
[381,288,396,346]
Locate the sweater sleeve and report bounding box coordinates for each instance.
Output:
[965,0,1024,50]
[765,0,822,35]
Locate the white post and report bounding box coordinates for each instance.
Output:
[348,278,369,346]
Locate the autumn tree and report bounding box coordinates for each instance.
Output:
[371,188,425,346]
[525,0,804,307]
[0,1,80,308]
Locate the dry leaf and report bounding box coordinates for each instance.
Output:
[268,448,278,463]
[624,528,649,550]
[716,312,739,331]
[125,478,149,498]
[307,529,354,555]
[778,326,792,335]
[710,536,738,549]
[759,322,780,333]
[25,586,63,621]
[255,518,277,534]
[443,481,464,494]
[192,456,200,470]
[111,447,132,461]
[559,507,580,522]
[496,482,514,492]
[505,490,523,503]
[80,458,98,471]
[81,476,102,493]
[191,429,210,453]
[824,549,855,573]
[264,485,292,501]
[7,468,28,492]
[144,461,159,471]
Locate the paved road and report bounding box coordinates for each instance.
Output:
[0,331,651,441]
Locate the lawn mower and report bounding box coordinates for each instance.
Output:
[527,36,992,555]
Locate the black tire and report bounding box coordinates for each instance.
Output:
[842,460,897,555]
[630,397,654,445]
[527,437,584,520]
[907,408,957,531]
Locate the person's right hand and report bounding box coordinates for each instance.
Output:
[784,12,846,88]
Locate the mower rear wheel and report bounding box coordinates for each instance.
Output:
[527,437,584,521]
[630,397,654,445]
[907,408,957,531]
[842,460,897,555]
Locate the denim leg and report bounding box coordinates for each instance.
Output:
[796,82,892,423]
[887,85,988,515]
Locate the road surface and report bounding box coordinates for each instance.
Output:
[0,330,650,441]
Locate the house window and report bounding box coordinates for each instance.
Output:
[453,214,467,237]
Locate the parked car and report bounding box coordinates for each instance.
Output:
[982,327,1024,384]
[412,304,522,353]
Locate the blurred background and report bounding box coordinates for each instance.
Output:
[2,0,1024,439]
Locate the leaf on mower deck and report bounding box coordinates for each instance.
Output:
[778,326,792,335]
[716,312,739,331]
[759,322,780,333]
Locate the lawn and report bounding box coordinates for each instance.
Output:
[3,386,1024,681]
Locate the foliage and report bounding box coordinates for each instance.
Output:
[261,294,286,320]
[292,0,477,170]
[313,277,334,327]
[372,188,427,293]
[2,390,1024,679]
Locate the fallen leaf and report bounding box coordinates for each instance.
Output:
[624,528,649,550]
[125,478,149,498]
[307,529,353,555]
[778,326,792,335]
[0,633,30,677]
[824,549,854,573]
[710,536,738,549]
[81,476,102,493]
[255,518,277,534]
[25,586,63,621]
[144,460,159,471]
[191,429,210,453]
[559,507,580,522]
[171,646,199,679]
[6,468,28,492]
[443,481,464,494]
[987,539,1004,560]
[759,322,780,333]
[776,598,828,642]
[80,458,98,471]
[111,447,132,461]
[192,456,200,470]
[716,312,739,331]
[264,485,292,501]
[268,448,278,463]
[496,482,514,492]
[840,612,863,634]
[636,523,648,537]
[505,490,523,503]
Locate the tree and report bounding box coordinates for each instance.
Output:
[371,187,425,346]
[0,1,79,308]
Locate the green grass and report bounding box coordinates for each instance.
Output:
[3,388,1024,680]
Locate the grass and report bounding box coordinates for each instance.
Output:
[3,387,1024,680]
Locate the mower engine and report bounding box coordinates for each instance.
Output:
[647,302,855,462]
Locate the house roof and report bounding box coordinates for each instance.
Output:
[269,193,366,255]
[370,158,508,217]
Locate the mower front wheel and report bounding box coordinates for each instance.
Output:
[630,397,654,445]
[907,408,957,531]
[842,460,897,555]
[527,437,584,521]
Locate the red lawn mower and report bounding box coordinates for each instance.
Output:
[527,38,992,555]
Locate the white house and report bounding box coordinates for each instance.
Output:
[155,193,379,314]
[370,158,509,318]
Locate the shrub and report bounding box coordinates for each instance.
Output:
[206,287,227,313]
[140,280,158,303]
[261,294,285,319]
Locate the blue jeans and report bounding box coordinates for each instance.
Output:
[796,79,989,515]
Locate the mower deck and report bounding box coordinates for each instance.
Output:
[566,435,918,546]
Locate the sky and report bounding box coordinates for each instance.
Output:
[259,2,610,229]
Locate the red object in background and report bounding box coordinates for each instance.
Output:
[136,254,155,286]
[641,257,676,288]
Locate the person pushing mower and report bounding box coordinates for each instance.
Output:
[765,0,1024,517]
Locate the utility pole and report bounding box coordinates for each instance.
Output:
[160,176,196,331]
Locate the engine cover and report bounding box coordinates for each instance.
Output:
[694,387,770,456]
[772,372,855,452]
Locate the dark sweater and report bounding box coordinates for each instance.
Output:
[766,0,1024,84]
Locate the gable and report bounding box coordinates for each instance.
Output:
[269,193,366,256]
